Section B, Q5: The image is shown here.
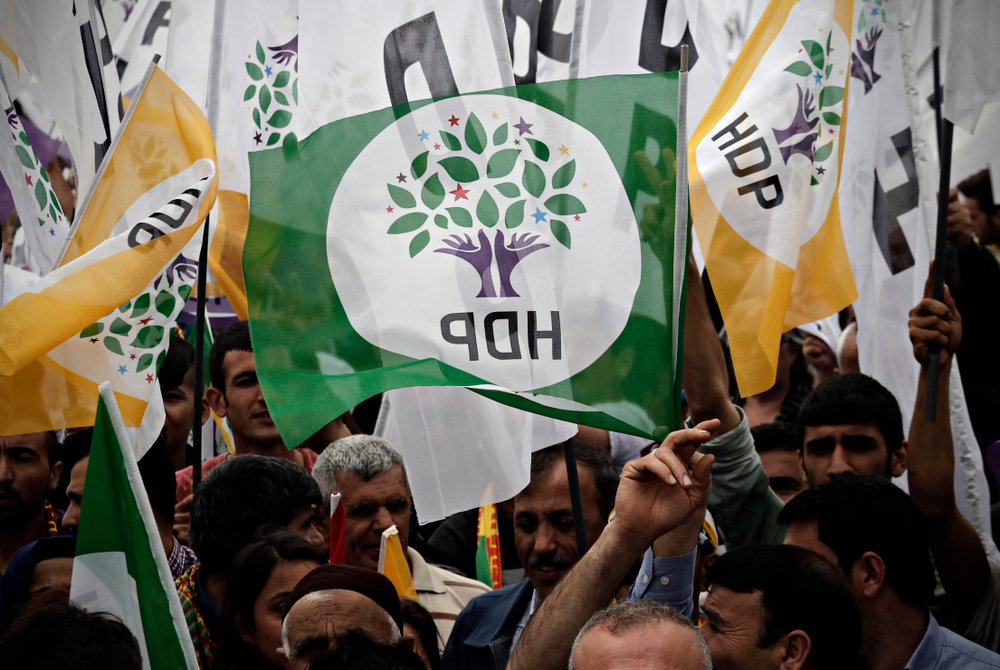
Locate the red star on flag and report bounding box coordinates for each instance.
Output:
[146,374,154,383]
[139,316,154,325]
[828,128,834,134]
[450,184,470,201]
[574,215,581,221]
[130,354,136,360]
[448,115,460,126]
[433,143,441,150]
[25,174,32,186]
[386,206,394,213]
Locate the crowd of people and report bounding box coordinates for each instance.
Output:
[1,168,1000,669]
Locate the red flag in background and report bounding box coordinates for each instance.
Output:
[330,492,346,564]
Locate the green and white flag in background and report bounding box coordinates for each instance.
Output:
[70,382,198,670]
[245,72,688,448]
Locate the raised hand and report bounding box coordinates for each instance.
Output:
[909,263,962,367]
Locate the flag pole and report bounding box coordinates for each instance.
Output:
[930,0,943,151]
[563,439,589,559]
[925,118,954,421]
[191,214,210,486]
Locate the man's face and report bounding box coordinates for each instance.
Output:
[207,350,281,448]
[282,590,396,670]
[966,197,998,243]
[758,450,807,503]
[62,457,89,534]
[573,621,706,670]
[161,368,197,460]
[700,587,778,670]
[800,424,905,486]
[0,433,61,531]
[338,465,411,571]
[287,505,327,554]
[514,461,606,598]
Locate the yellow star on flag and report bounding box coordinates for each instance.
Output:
[558,144,569,156]
[491,111,499,120]
[581,182,587,188]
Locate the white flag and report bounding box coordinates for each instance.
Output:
[944,0,1000,134]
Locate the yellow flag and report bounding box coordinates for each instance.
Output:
[690,0,857,395]
[378,525,418,601]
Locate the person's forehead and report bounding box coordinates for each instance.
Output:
[69,458,89,483]
[339,465,409,501]
[222,349,256,380]
[517,461,599,513]
[705,585,763,622]
[288,590,389,632]
[758,449,801,471]
[803,423,885,444]
[30,557,74,589]
[0,432,47,452]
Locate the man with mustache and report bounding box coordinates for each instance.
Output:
[0,432,63,575]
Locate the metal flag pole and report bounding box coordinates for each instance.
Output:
[563,438,589,559]
[191,214,210,485]
[925,118,954,422]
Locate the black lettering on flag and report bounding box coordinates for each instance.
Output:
[711,113,757,151]
[441,313,479,361]
[724,137,772,178]
[503,0,571,85]
[383,12,459,108]
[639,0,699,73]
[143,2,172,46]
[872,128,917,274]
[738,176,784,210]
[485,312,522,360]
[528,311,562,360]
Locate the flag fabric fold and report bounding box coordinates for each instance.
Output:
[378,525,418,601]
[70,382,199,669]
[476,503,502,589]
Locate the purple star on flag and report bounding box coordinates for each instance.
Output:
[513,117,534,136]
[253,131,263,145]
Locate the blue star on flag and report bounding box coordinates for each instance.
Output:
[418,130,430,141]
[531,207,548,224]
[871,7,879,16]
[117,365,128,375]
[814,72,823,84]
[48,228,55,236]
[265,65,273,77]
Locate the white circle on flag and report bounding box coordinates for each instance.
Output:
[327,94,641,391]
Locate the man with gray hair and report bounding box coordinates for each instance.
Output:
[569,601,712,670]
[312,435,489,649]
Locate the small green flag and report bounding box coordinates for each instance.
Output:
[245,74,688,447]
[70,382,199,669]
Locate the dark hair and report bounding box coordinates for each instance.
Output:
[707,543,861,670]
[0,600,142,670]
[188,454,322,577]
[797,373,904,452]
[751,422,799,454]
[52,428,92,511]
[529,440,618,519]
[777,474,935,610]
[400,598,441,670]
[307,629,426,670]
[209,320,252,394]
[160,333,195,393]
[137,436,179,525]
[958,169,996,219]
[217,532,327,670]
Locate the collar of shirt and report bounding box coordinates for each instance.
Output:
[407,547,445,594]
[510,588,541,654]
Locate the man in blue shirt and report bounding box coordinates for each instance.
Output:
[781,475,1000,670]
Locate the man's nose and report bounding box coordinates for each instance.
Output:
[373,507,395,533]
[532,522,561,557]
[827,445,853,477]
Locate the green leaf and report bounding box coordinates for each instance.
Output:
[550,219,571,249]
[155,290,176,317]
[266,132,280,146]
[104,336,124,356]
[438,157,480,183]
[544,193,587,216]
[293,78,299,105]
[826,29,833,56]
[387,212,428,234]
[274,70,290,88]
[439,131,461,151]
[447,207,473,227]
[267,110,292,128]
[110,318,132,336]
[256,41,265,64]
[80,322,104,338]
[505,200,526,229]
[259,85,271,114]
[493,123,508,146]
[119,300,132,313]
[814,141,834,163]
[130,294,150,318]
[388,184,417,208]
[784,61,813,76]
[823,112,841,126]
[486,149,521,179]
[495,182,521,198]
[409,230,431,257]
[411,151,429,180]
[274,91,289,106]
[801,39,824,71]
[282,133,298,151]
[522,161,546,198]
[246,62,264,81]
[811,175,820,186]
[421,173,446,210]
[178,285,193,303]
[132,326,165,349]
[477,191,499,227]
[465,112,487,155]
[156,350,166,373]
[826,63,833,78]
[551,159,576,189]
[819,86,844,108]
[252,107,261,129]
[525,138,550,162]
[15,145,33,169]
[244,84,256,101]
[434,214,448,228]
[34,180,46,209]
[136,353,154,373]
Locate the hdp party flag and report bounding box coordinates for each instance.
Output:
[329,492,346,565]
[379,525,418,601]
[245,73,688,447]
[690,0,857,396]
[476,503,502,589]
[70,383,199,670]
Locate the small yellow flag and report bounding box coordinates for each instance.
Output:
[378,525,417,601]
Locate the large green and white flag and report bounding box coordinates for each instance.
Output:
[70,382,199,670]
[245,73,688,448]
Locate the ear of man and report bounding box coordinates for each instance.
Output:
[854,551,887,600]
[206,386,228,417]
[777,630,812,670]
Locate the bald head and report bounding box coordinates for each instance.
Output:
[281,589,401,670]
[570,601,711,670]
